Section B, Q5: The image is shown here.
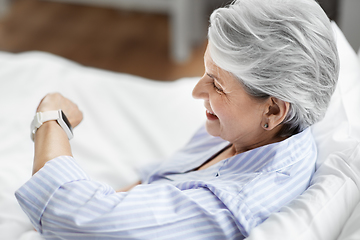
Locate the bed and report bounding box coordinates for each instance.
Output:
[0,23,359,240]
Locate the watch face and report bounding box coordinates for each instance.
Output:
[60,110,73,133]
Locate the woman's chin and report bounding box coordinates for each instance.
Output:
[205,121,221,137]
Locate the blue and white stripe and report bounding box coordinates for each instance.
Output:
[16,125,316,239]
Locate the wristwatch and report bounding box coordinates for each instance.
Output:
[30,109,73,141]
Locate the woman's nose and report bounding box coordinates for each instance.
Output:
[192,75,208,100]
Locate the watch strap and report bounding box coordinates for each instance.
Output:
[32,111,60,128]
[30,110,73,141]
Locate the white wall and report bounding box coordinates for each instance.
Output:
[339,0,360,53]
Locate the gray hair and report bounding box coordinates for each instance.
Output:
[208,0,339,137]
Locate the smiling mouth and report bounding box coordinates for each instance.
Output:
[206,110,219,120]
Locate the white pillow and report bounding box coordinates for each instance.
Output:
[247,147,360,240]
[246,23,360,240]
[338,200,360,240]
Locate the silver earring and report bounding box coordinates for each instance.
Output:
[264,123,269,128]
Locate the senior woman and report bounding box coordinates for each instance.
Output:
[16,0,338,239]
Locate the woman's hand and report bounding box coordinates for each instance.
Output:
[36,92,83,128]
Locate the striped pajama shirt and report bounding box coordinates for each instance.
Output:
[16,125,316,239]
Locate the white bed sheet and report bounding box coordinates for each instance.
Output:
[0,23,359,240]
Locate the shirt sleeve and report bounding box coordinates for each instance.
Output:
[15,156,243,239]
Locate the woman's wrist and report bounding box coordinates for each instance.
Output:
[35,120,68,141]
[33,121,72,175]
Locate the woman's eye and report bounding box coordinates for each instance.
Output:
[212,81,223,93]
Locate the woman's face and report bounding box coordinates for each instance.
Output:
[192,46,270,151]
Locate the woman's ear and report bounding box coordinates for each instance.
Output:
[263,97,290,130]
